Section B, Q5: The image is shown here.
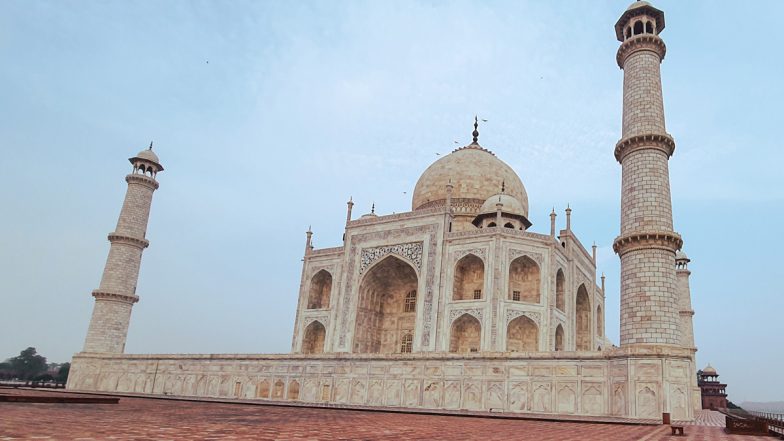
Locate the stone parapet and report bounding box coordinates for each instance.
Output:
[309,247,344,257]
[347,207,444,227]
[68,350,696,421]
[617,34,666,68]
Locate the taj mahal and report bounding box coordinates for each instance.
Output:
[67,1,702,421]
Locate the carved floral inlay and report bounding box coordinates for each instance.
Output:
[449,308,483,323]
[452,248,487,263]
[359,242,423,274]
[505,309,541,326]
[303,315,329,328]
[508,249,544,267]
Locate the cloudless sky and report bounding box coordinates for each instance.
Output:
[1,1,782,402]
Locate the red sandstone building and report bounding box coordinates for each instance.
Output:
[698,364,728,410]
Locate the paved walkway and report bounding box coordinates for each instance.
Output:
[686,409,726,427]
[0,389,772,440]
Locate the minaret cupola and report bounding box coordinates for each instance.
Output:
[615,1,665,42]
[130,142,164,178]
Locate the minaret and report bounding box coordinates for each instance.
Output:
[82,145,163,353]
[612,2,683,347]
[675,251,696,350]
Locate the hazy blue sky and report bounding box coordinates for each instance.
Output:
[1,1,782,402]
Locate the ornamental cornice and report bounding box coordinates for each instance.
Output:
[92,290,139,304]
[615,133,675,163]
[125,174,159,190]
[449,308,483,324]
[616,34,666,68]
[107,233,149,249]
[613,231,683,256]
[359,242,423,274]
[505,309,541,327]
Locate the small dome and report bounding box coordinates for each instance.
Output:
[479,193,527,217]
[136,148,160,163]
[359,212,378,219]
[412,144,527,216]
[129,145,164,171]
[627,0,651,11]
[703,364,717,374]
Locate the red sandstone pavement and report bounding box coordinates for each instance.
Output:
[0,390,773,440]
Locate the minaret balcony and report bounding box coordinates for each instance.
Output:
[616,34,666,68]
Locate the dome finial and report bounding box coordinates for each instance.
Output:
[148,141,153,151]
[371,202,375,214]
[472,115,479,144]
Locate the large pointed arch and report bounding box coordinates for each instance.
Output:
[449,313,482,353]
[509,256,540,303]
[453,254,485,300]
[302,320,326,354]
[507,315,538,352]
[555,324,565,351]
[596,304,603,337]
[555,269,565,311]
[575,284,592,351]
[307,270,332,309]
[353,255,418,354]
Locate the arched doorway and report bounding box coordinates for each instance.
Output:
[507,315,538,352]
[307,270,332,309]
[449,314,481,353]
[302,320,326,354]
[596,305,603,337]
[555,269,565,311]
[575,284,592,351]
[555,324,564,351]
[453,254,484,300]
[509,256,540,303]
[353,255,418,354]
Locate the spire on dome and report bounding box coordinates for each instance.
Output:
[148,141,153,150]
[472,116,479,144]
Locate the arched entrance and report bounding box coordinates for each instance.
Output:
[509,256,540,303]
[555,269,565,311]
[449,314,481,353]
[575,284,592,351]
[596,305,603,337]
[302,320,326,354]
[353,255,418,354]
[506,315,538,352]
[307,270,332,309]
[453,254,484,300]
[555,324,564,351]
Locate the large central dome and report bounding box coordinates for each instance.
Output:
[412,143,528,217]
